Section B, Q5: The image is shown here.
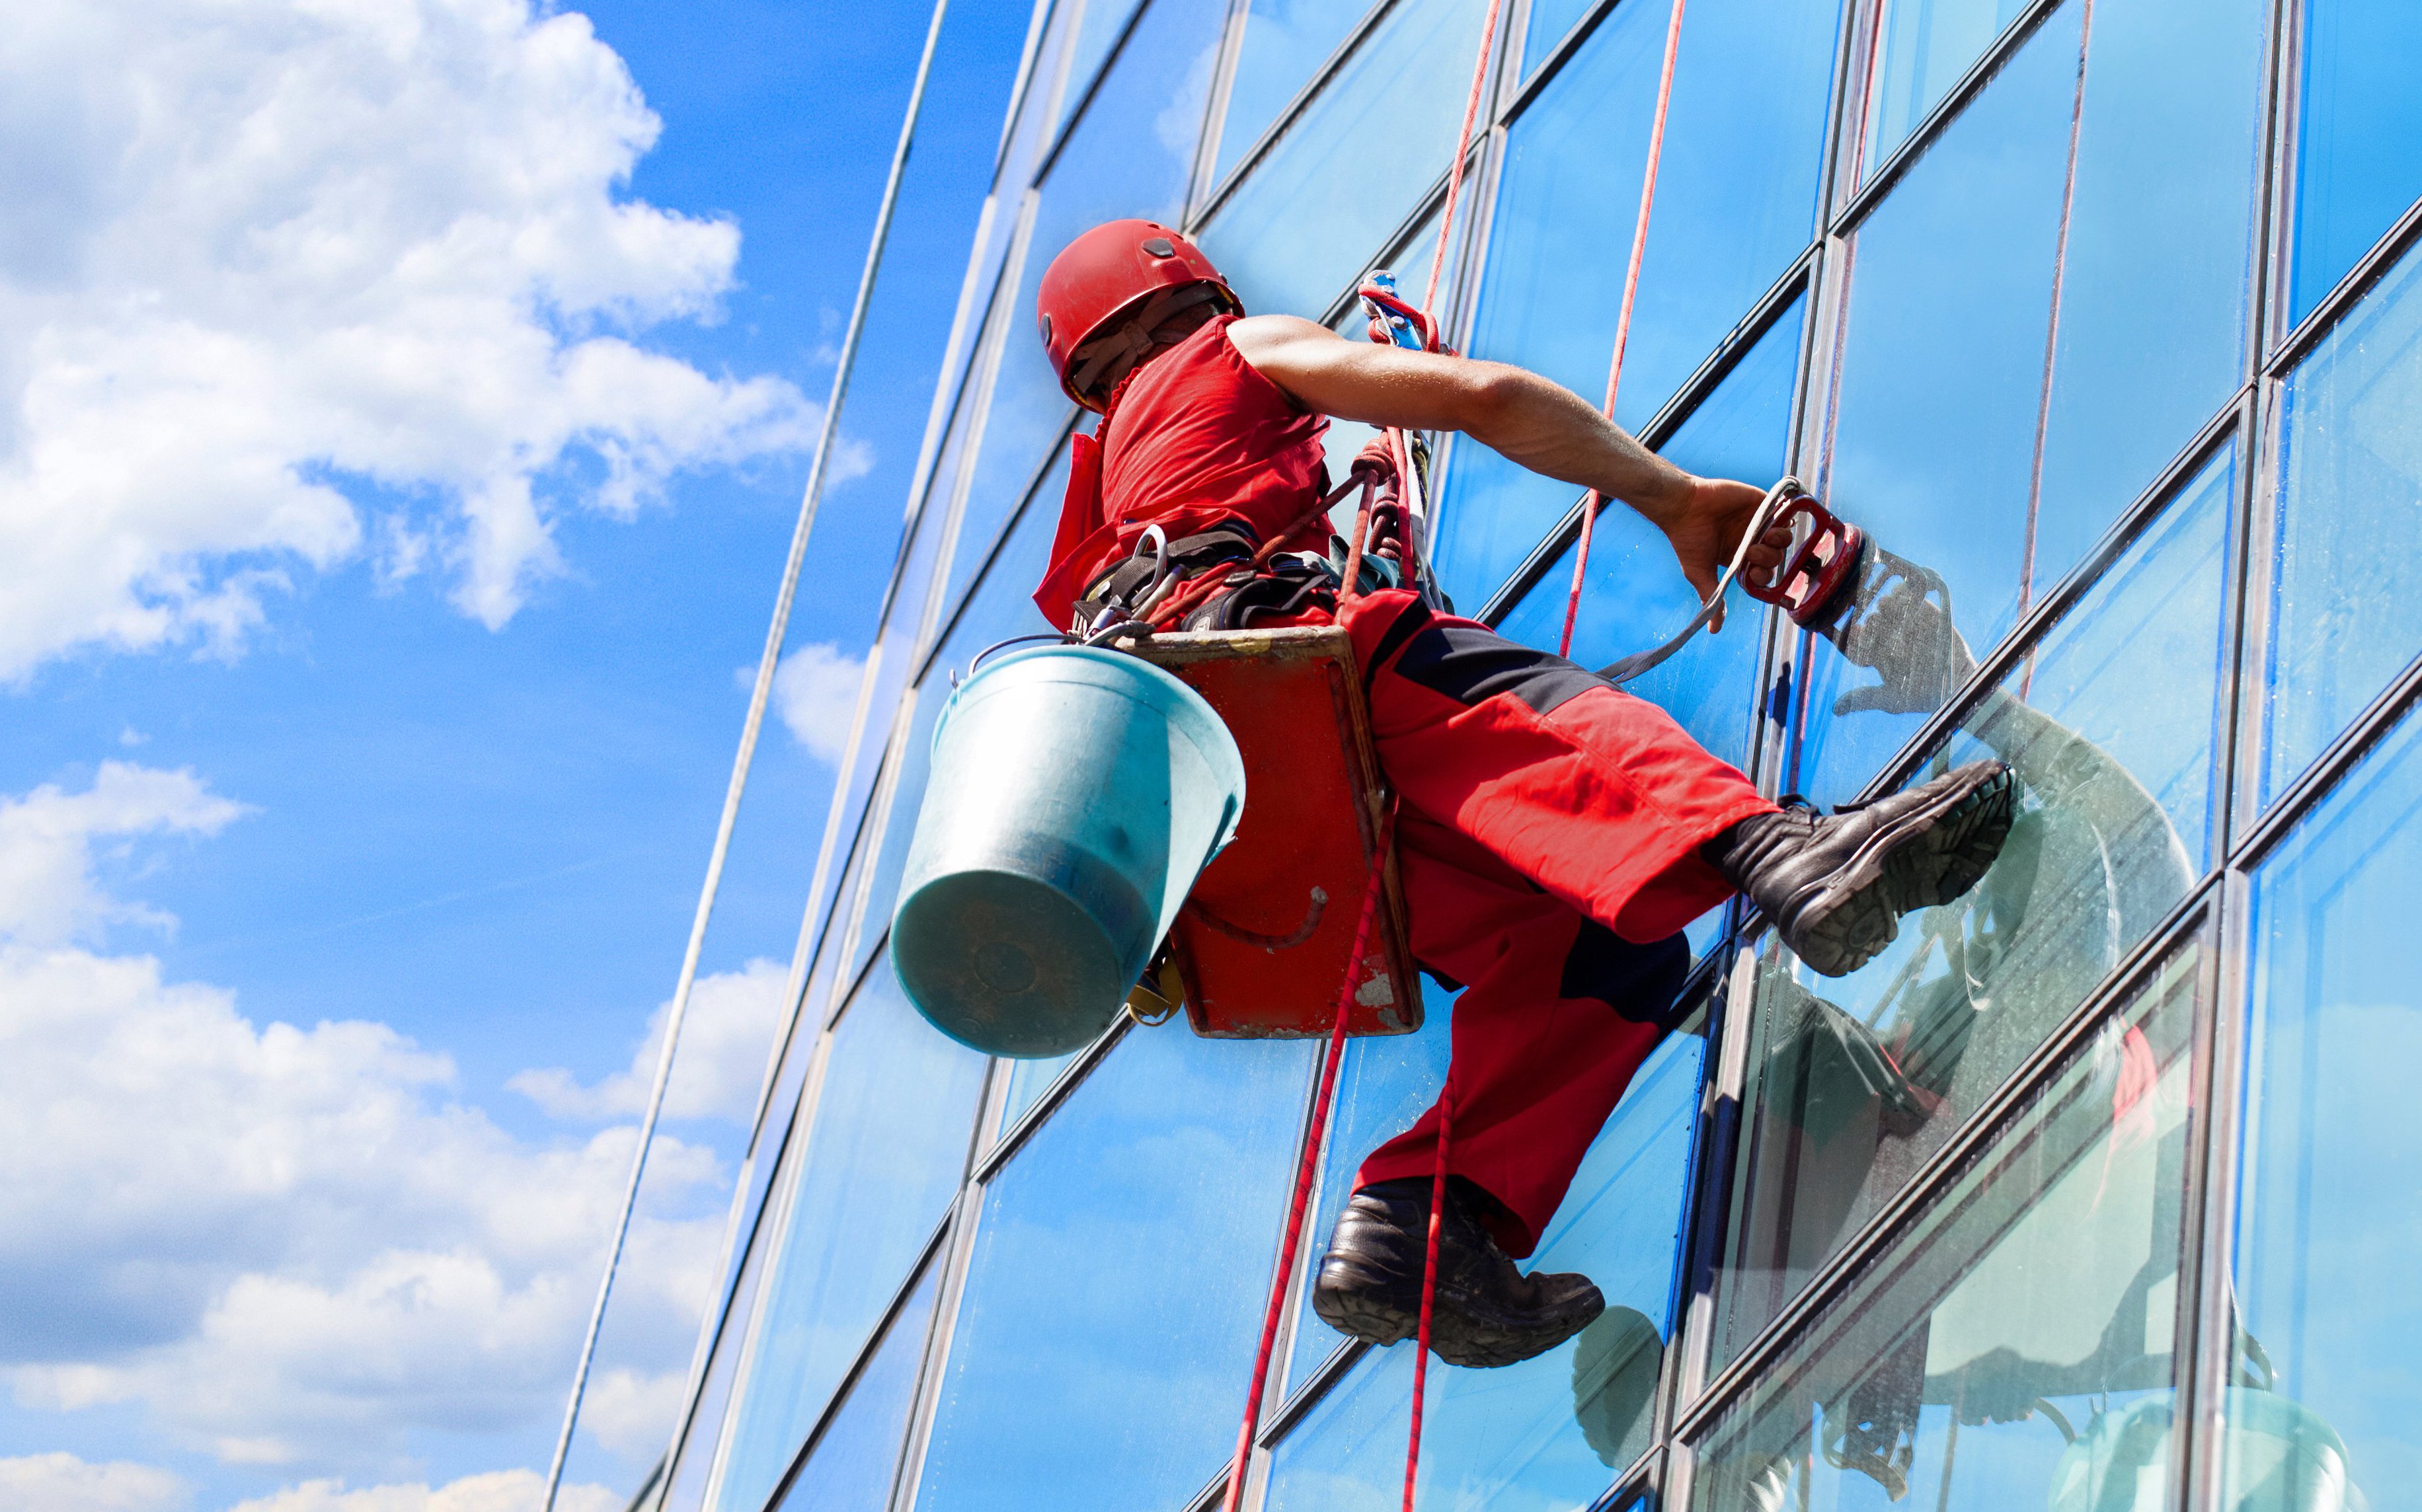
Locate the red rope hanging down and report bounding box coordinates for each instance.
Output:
[1220,813,1397,1512]
[1557,0,1690,660]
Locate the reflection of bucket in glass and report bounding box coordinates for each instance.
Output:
[2043,1389,2361,1512]
[892,646,1245,1059]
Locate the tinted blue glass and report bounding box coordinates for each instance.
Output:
[912,1025,1315,1509]
[1061,0,1150,135]
[1200,0,1488,320]
[1830,0,2263,665]
[1860,0,2029,173]
[1521,0,1597,75]
[773,1261,941,1512]
[1281,991,1454,1395]
[847,451,957,987]
[855,459,1063,968]
[2234,699,2422,1512]
[1495,297,1805,792]
[662,1189,778,1512]
[714,960,990,1512]
[1822,5,2076,659]
[1434,0,1835,607]
[944,0,1226,612]
[1722,449,2231,1364]
[997,1040,1090,1133]
[1214,0,1378,184]
[2028,0,2264,593]
[2263,239,2422,806]
[1265,1033,1706,1505]
[2290,0,2422,325]
[1692,945,2200,1512]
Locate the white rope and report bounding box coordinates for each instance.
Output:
[539,3,955,1505]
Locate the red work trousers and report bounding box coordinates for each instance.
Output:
[1333,589,1774,1258]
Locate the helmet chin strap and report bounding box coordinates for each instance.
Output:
[1068,282,1231,403]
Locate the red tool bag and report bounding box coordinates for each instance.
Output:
[1126,626,1422,1040]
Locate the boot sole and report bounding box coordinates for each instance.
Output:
[1311,1274,1606,1369]
[1785,762,2015,978]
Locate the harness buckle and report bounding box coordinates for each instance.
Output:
[1744,492,1867,627]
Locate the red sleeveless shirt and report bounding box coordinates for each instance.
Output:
[1033,315,1331,628]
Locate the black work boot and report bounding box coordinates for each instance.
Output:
[1311,1177,1604,1369]
[1705,761,2016,978]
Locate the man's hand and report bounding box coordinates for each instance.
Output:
[1653,477,1792,632]
[1226,314,1787,621]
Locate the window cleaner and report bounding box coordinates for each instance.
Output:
[1013,210,2016,1374]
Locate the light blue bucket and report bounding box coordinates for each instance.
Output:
[892,646,1246,1058]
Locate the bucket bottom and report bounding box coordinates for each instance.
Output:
[894,862,1152,1059]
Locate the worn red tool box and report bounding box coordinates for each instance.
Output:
[1126,626,1422,1040]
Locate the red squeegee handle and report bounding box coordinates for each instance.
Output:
[1742,492,1865,626]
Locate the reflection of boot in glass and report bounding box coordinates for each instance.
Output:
[1705,762,2017,977]
[1821,1324,1928,1500]
[1311,1177,1603,1369]
[1761,976,1937,1142]
[1572,1305,1664,1469]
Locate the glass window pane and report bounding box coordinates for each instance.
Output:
[1690,942,2201,1512]
[1825,0,2261,663]
[1860,0,2030,174]
[1720,449,2230,1363]
[1521,0,1596,75]
[1264,1030,1707,1507]
[661,1191,779,1512]
[1434,0,1837,607]
[1214,0,1380,186]
[2232,695,2422,1512]
[1199,0,1489,321]
[1825,5,2081,658]
[773,1260,942,1512]
[2263,238,2422,806]
[713,962,990,1512]
[1062,0,1151,135]
[911,1026,1316,1509]
[2289,0,2422,326]
[2027,0,2265,593]
[946,0,1228,613]
[1494,296,1807,798]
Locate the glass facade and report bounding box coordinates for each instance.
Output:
[633,0,2422,1506]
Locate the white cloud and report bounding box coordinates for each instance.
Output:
[509,956,790,1124]
[225,1468,618,1512]
[762,641,866,765]
[0,767,731,1475]
[578,1367,690,1464]
[0,761,248,946]
[0,0,819,679]
[0,1452,185,1512]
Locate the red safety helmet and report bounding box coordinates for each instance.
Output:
[1036,219,1241,409]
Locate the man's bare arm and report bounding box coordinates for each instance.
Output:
[1226,313,1783,615]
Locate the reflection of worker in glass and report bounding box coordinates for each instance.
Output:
[1725,541,2356,1512]
[1027,220,2015,1368]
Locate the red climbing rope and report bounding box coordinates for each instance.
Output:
[1557,0,1690,660]
[1218,4,1508,1501]
[1220,815,1396,1512]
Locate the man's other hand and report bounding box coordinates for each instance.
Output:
[1656,477,1789,631]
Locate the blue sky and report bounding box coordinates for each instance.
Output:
[0,0,1014,1507]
